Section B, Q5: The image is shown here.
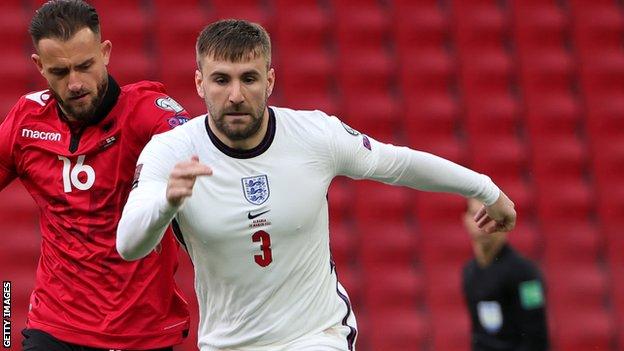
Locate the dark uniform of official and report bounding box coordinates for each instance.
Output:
[462,245,549,351]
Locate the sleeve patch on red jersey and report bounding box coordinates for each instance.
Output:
[131,163,143,189]
[167,116,189,128]
[155,96,185,114]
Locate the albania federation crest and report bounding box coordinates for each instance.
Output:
[242,175,270,205]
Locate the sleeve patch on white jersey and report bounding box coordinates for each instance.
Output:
[131,163,143,189]
[167,116,189,128]
[341,122,360,136]
[362,135,372,151]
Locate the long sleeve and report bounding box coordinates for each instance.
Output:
[116,129,191,260]
[325,116,500,205]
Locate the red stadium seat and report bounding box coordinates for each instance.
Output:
[545,263,609,311]
[511,0,568,51]
[524,92,581,139]
[418,222,472,265]
[0,55,32,97]
[541,221,602,265]
[468,135,527,181]
[585,93,624,141]
[328,178,353,225]
[519,49,575,99]
[0,3,29,56]
[399,47,455,96]
[414,192,468,224]
[362,266,423,312]
[428,304,471,351]
[463,93,520,137]
[551,308,615,351]
[353,181,411,225]
[535,179,593,222]
[358,221,417,271]
[403,93,459,138]
[530,135,588,182]
[392,0,449,54]
[333,1,390,53]
[367,309,428,351]
[278,51,334,105]
[452,0,508,52]
[273,1,329,53]
[570,0,624,54]
[329,221,356,269]
[460,48,513,97]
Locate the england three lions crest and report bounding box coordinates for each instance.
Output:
[242,175,270,205]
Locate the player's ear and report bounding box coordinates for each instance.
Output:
[195,69,205,99]
[31,54,44,75]
[101,40,112,66]
[266,67,275,97]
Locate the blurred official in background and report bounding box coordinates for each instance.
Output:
[462,198,549,351]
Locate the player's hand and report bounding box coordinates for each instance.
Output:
[166,155,212,207]
[473,191,516,234]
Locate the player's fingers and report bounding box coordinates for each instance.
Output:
[473,206,487,222]
[476,215,493,228]
[190,155,200,163]
[171,164,213,179]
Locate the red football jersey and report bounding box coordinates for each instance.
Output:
[0,78,191,349]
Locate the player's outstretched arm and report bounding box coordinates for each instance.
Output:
[473,191,516,234]
[117,152,211,261]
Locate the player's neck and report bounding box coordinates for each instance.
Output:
[210,109,269,150]
[474,240,506,267]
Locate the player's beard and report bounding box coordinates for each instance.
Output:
[50,77,108,123]
[208,94,267,142]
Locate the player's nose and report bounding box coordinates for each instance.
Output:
[228,80,244,104]
[67,71,84,92]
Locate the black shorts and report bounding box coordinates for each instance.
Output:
[21,329,175,351]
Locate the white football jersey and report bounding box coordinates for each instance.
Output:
[118,107,499,350]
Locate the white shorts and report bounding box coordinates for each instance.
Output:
[204,320,358,351]
[280,321,358,351]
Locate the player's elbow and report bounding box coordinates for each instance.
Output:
[116,230,145,261]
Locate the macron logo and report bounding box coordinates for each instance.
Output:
[21,128,61,142]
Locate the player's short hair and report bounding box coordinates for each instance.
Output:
[29,0,100,46]
[196,19,272,70]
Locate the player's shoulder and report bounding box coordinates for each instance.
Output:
[271,106,335,132]
[506,247,543,280]
[6,90,56,120]
[122,80,187,114]
[272,106,331,121]
[151,114,205,144]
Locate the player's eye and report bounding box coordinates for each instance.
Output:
[50,69,68,77]
[243,76,257,84]
[77,63,92,71]
[214,77,228,85]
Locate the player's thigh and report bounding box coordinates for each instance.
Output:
[21,329,74,351]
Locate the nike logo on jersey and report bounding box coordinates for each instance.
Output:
[248,210,270,220]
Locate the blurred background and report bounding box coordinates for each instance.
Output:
[0,0,623,350]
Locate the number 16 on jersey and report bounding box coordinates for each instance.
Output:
[58,155,96,192]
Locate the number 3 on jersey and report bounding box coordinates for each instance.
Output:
[252,230,273,267]
[58,155,96,192]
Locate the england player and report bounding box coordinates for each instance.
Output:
[0,1,190,350]
[117,19,516,351]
